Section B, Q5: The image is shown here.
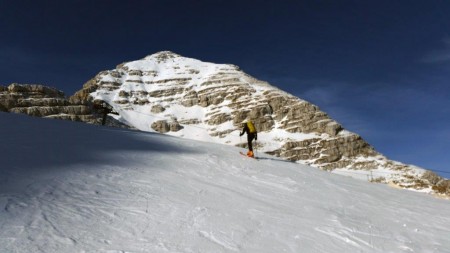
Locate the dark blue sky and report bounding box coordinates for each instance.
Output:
[1,0,449,177]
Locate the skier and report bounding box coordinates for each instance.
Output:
[240,120,257,157]
[93,100,116,125]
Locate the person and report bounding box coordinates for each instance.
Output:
[93,100,116,125]
[240,120,258,157]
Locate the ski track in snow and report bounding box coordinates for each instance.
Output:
[1,113,450,253]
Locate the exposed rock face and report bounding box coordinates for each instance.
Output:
[151,120,170,133]
[0,83,126,127]
[151,104,166,113]
[151,119,183,133]
[421,171,450,195]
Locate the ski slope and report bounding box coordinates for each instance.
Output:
[1,112,449,253]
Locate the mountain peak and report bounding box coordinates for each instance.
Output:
[73,51,449,196]
[144,51,182,61]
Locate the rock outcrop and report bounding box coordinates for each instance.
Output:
[151,119,183,133]
[0,83,126,127]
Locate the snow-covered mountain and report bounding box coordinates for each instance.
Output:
[1,112,449,253]
[70,51,448,196]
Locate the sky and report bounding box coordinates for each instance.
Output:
[1,0,449,177]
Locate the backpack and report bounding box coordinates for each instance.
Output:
[247,121,256,134]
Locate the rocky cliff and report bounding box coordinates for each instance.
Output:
[0,83,127,127]
[69,51,448,196]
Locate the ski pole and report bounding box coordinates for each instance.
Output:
[239,133,242,148]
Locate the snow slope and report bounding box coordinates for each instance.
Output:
[1,112,449,253]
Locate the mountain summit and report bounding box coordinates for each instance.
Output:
[143,50,183,61]
[66,51,446,196]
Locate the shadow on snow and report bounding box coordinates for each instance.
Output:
[0,112,200,175]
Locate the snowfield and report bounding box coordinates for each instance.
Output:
[1,112,449,253]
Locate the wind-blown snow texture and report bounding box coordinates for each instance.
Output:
[1,113,449,253]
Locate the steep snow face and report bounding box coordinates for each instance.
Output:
[1,112,449,253]
[83,51,444,194]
